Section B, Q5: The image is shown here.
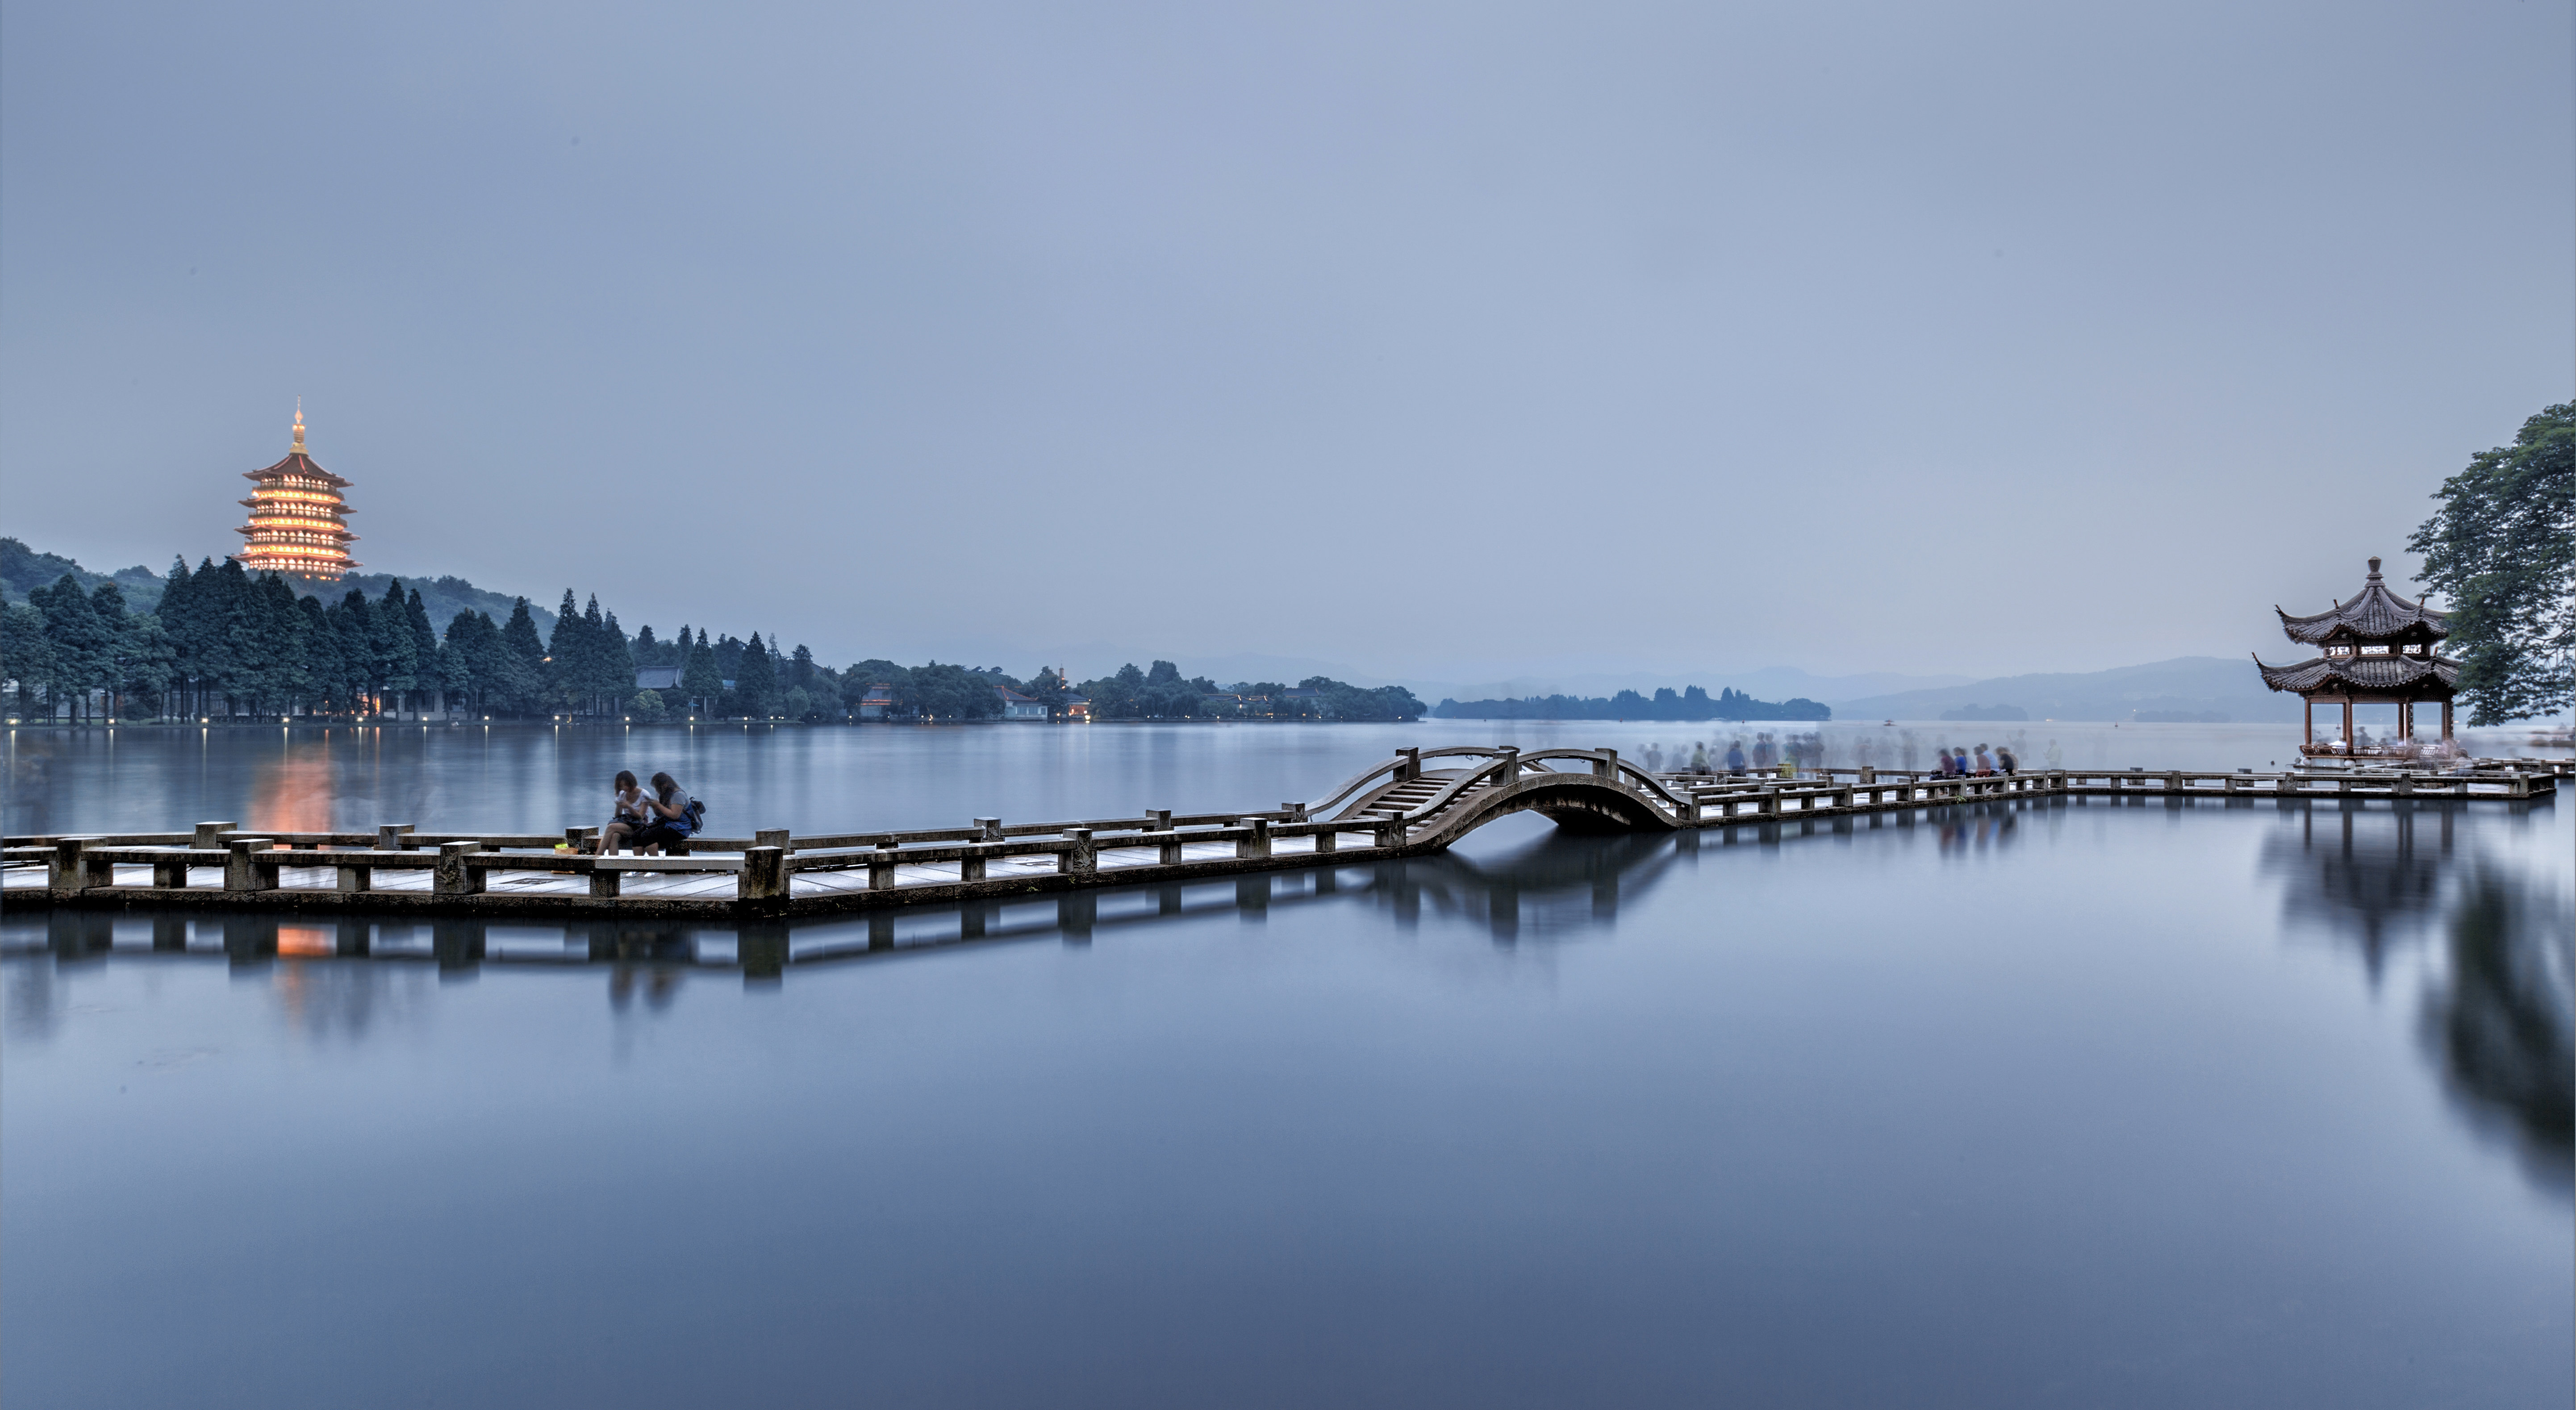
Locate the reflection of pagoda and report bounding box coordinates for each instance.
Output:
[2255,557,2455,756]
[232,408,359,581]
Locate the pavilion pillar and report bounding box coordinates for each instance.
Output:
[2303,699,2314,749]
[2342,699,2353,755]
[2441,700,2453,740]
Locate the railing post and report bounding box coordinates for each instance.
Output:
[1859,766,1875,787]
[153,850,192,889]
[376,823,416,851]
[973,817,1002,843]
[739,845,789,903]
[49,837,105,898]
[433,840,484,897]
[1397,747,1421,782]
[225,838,279,893]
[1059,827,1096,875]
[1498,747,1520,784]
[588,864,621,898]
[1237,818,1271,860]
[1283,802,1308,823]
[1374,814,1406,849]
[192,821,238,850]
[1594,748,1617,779]
[868,842,900,891]
[756,828,792,853]
[337,858,373,892]
[1315,826,1339,854]
[959,845,988,883]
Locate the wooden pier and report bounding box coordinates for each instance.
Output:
[6,747,2560,923]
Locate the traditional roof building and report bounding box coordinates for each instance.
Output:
[2254,557,2456,755]
[233,408,359,581]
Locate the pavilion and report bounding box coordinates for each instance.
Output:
[2254,557,2456,756]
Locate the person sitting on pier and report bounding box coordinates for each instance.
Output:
[1995,743,2019,776]
[1724,739,1747,775]
[1973,744,1995,777]
[594,770,651,856]
[632,772,701,855]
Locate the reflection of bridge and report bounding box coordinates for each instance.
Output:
[5,746,2562,923]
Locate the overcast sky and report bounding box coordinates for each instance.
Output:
[4,1,2568,686]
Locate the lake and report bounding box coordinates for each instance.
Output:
[4,722,2570,1408]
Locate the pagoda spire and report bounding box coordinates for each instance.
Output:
[292,400,306,454]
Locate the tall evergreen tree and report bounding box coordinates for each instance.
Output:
[735,631,780,715]
[373,580,418,708]
[498,597,547,714]
[595,607,635,713]
[31,575,107,720]
[546,590,587,712]
[405,588,440,709]
[682,629,723,715]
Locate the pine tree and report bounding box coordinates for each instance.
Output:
[682,628,722,716]
[405,589,440,711]
[546,590,586,713]
[736,631,780,716]
[499,597,547,714]
[373,580,418,708]
[596,609,635,715]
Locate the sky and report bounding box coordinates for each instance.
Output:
[3,1,2568,688]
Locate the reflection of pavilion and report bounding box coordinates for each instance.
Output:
[2262,800,2571,1191]
[2261,801,2452,983]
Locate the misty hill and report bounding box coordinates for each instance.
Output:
[1,538,169,613]
[1835,657,2299,724]
[0,538,557,638]
[1433,686,1830,722]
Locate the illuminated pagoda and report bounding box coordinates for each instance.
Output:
[2254,556,2455,756]
[232,407,359,581]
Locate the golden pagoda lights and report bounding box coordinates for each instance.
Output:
[232,405,360,581]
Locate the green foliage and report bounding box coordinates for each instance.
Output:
[682,630,724,714]
[909,662,1002,720]
[630,689,668,722]
[734,632,780,715]
[2409,400,2576,724]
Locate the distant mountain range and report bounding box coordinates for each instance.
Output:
[1833,657,2299,723]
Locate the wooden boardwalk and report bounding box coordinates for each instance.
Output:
[7,747,2561,924]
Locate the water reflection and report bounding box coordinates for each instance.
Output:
[2265,802,2455,983]
[2266,801,2572,1193]
[2423,866,2574,1192]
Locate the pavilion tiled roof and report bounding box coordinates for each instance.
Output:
[2275,557,2447,644]
[2252,652,2459,695]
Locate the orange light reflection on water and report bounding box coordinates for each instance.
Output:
[249,750,337,835]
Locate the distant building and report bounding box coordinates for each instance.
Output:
[995,685,1049,721]
[233,408,359,581]
[856,685,898,720]
[1062,695,1090,722]
[635,666,683,692]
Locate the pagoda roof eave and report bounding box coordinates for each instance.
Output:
[2252,651,2459,696]
[244,451,352,488]
[2275,561,2449,645]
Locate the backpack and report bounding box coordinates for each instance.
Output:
[683,798,707,830]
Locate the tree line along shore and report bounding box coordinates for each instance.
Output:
[0,554,1425,724]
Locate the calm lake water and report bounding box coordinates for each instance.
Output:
[4,723,2570,1408]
